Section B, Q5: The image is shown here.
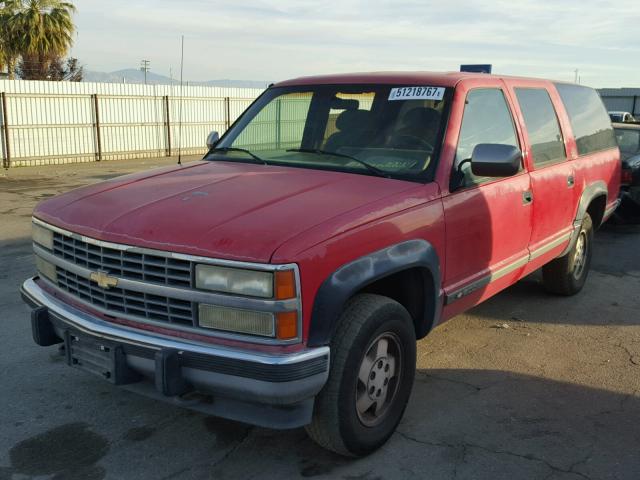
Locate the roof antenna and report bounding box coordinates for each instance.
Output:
[177,35,185,166]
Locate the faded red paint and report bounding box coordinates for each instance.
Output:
[34,72,621,347]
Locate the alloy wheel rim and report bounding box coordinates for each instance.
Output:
[355,331,403,427]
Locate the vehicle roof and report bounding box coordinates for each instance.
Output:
[612,122,640,130]
[609,111,632,115]
[274,71,560,88]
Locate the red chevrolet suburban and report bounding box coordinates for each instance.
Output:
[22,72,620,456]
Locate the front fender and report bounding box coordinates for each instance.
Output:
[307,239,442,347]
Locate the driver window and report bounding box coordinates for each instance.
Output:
[454,88,519,188]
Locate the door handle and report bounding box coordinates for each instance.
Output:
[522,191,533,205]
[567,175,575,187]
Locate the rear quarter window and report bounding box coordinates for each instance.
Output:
[555,84,617,156]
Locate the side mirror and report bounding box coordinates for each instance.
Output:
[206,130,220,149]
[471,144,522,177]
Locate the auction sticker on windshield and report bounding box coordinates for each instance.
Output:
[389,86,445,101]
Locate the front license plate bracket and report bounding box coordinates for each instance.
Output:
[64,330,142,385]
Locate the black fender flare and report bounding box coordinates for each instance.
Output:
[307,239,442,347]
[559,181,607,256]
[575,181,607,224]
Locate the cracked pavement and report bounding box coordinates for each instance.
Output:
[1,157,639,480]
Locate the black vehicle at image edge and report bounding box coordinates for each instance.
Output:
[612,122,640,221]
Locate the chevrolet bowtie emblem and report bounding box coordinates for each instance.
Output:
[90,271,118,289]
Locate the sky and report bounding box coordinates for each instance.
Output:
[71,0,640,88]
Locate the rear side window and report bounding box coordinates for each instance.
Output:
[454,88,519,188]
[555,84,617,156]
[515,88,565,167]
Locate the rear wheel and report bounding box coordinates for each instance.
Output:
[542,213,593,295]
[305,294,416,457]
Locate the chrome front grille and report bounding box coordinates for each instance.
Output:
[53,232,192,288]
[50,231,195,326]
[56,268,195,326]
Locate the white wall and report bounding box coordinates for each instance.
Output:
[0,80,264,167]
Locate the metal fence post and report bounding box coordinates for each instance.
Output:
[276,98,282,149]
[92,94,102,161]
[225,97,231,131]
[164,95,171,156]
[1,92,11,168]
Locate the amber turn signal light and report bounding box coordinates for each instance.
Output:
[276,311,298,340]
[275,270,296,299]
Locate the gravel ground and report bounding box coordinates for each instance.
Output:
[1,157,639,480]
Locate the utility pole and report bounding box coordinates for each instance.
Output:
[574,69,579,84]
[140,59,151,84]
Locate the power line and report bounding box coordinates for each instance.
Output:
[140,59,150,84]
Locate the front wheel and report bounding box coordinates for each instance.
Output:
[542,213,593,295]
[305,294,416,457]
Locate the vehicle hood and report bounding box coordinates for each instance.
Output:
[34,161,424,262]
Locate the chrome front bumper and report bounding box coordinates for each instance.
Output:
[21,277,329,429]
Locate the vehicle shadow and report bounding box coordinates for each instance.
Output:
[200,369,640,480]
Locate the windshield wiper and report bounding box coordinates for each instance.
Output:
[286,148,389,178]
[206,147,269,165]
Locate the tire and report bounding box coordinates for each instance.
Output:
[305,294,416,457]
[542,213,593,295]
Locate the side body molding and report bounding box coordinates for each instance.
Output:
[559,180,607,257]
[307,240,442,347]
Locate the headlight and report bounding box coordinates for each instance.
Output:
[35,256,57,283]
[195,265,274,298]
[198,305,298,339]
[195,264,299,340]
[32,222,54,250]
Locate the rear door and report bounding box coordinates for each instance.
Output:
[554,83,620,220]
[440,79,532,317]
[505,81,577,269]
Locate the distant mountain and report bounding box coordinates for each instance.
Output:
[83,69,171,84]
[83,68,271,88]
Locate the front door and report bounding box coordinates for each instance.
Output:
[441,82,532,318]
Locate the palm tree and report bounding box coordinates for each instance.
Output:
[5,0,76,79]
[0,1,20,78]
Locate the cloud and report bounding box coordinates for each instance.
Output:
[72,0,640,87]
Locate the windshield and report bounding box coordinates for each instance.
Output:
[205,84,451,181]
[614,127,640,159]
